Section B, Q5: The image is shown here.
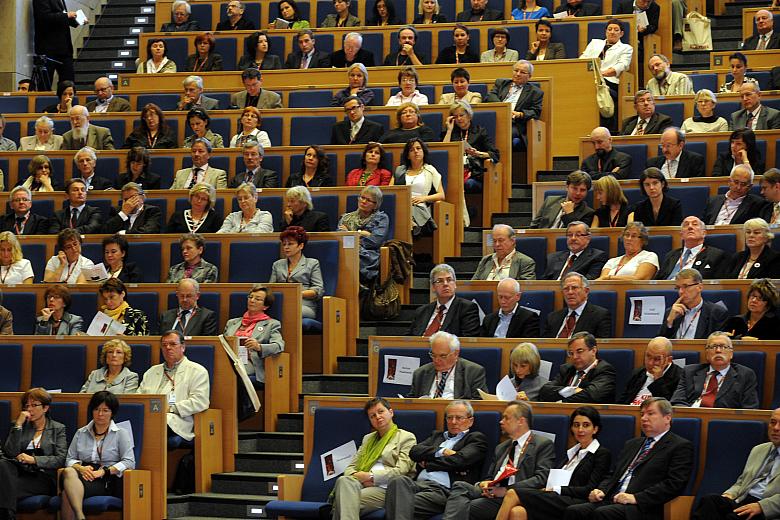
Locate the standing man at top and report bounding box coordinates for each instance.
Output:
[33,0,80,83]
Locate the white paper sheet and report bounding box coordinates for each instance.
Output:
[81,262,109,282]
[628,296,666,325]
[496,375,517,401]
[383,355,420,386]
[75,9,89,25]
[115,420,135,447]
[86,311,127,336]
[553,10,568,18]
[636,10,649,28]
[539,360,553,380]
[559,386,578,398]
[471,299,486,325]
[321,440,357,481]
[672,358,687,368]
[238,346,249,365]
[546,468,573,488]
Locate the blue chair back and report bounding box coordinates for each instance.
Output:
[214,37,238,70]
[70,293,98,326]
[598,349,634,400]
[19,157,66,188]
[702,289,740,316]
[515,236,547,278]
[704,233,736,253]
[49,401,79,442]
[31,344,86,392]
[598,414,635,469]
[289,90,335,108]
[472,411,502,475]
[228,241,278,282]
[520,291,554,326]
[290,116,337,146]
[304,240,339,296]
[655,103,685,127]
[669,186,710,220]
[137,93,181,111]
[618,235,671,261]
[115,402,145,462]
[690,73,717,92]
[613,144,648,179]
[588,291,617,337]
[0,97,28,113]
[458,290,494,316]
[3,292,37,334]
[540,349,567,378]
[183,344,215,389]
[20,243,47,282]
[189,4,213,28]
[126,292,159,334]
[311,194,339,231]
[0,343,22,391]
[497,27,530,57]
[150,156,175,188]
[534,414,570,462]
[551,23,579,58]
[732,351,765,403]
[670,417,701,495]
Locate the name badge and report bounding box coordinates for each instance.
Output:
[168,391,176,404]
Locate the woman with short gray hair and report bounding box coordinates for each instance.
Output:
[681,89,729,133]
[509,343,548,401]
[598,222,659,280]
[726,218,780,279]
[20,116,63,151]
[338,186,390,285]
[442,100,499,194]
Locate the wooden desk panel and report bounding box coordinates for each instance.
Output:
[710,50,780,71]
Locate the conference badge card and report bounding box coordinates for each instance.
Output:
[628,296,666,325]
[321,440,357,481]
[383,355,420,385]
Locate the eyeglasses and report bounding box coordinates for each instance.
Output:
[359,196,376,204]
[705,344,733,351]
[429,351,452,360]
[446,415,470,421]
[432,277,455,285]
[12,198,30,203]
[343,105,361,112]
[24,403,44,409]
[748,294,767,301]
[674,282,701,290]
[566,233,590,238]
[567,348,591,356]
[247,295,265,302]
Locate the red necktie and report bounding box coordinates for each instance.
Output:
[558,311,576,338]
[559,255,575,279]
[699,371,719,408]
[424,305,446,336]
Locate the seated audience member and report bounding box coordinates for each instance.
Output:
[101,234,142,283]
[185,32,223,72]
[555,0,600,16]
[441,400,555,520]
[345,143,391,186]
[436,23,480,64]
[230,107,272,149]
[727,218,780,279]
[279,186,330,232]
[512,0,550,19]
[539,332,616,403]
[18,155,61,192]
[508,343,547,400]
[73,147,113,190]
[712,128,765,176]
[136,38,177,73]
[86,77,131,113]
[442,101,500,194]
[656,216,727,280]
[159,278,219,336]
[59,391,135,520]
[619,337,682,404]
[337,186,390,286]
[172,138,228,189]
[671,332,759,408]
[270,226,323,319]
[17,79,29,92]
[238,31,283,70]
[43,80,75,115]
[36,286,83,335]
[704,166,767,225]
[62,106,115,150]
[161,0,200,31]
[331,398,416,519]
[681,89,730,133]
[721,52,759,93]
[620,90,672,136]
[0,388,66,519]
[98,279,148,335]
[457,0,502,20]
[387,66,429,106]
[116,147,162,189]
[414,0,447,23]
[409,331,487,399]
[497,406,611,520]
[481,28,518,63]
[20,116,63,151]
[390,138,444,235]
[80,339,139,393]
[385,399,488,520]
[439,67,483,104]
[177,76,219,112]
[0,231,34,284]
[329,33,376,68]
[218,183,273,233]
[692,407,780,520]
[285,145,334,188]
[544,221,608,280]
[332,96,385,146]
[481,281,541,339]
[231,68,283,110]
[104,182,162,234]
[598,222,659,280]
[740,9,780,49]
[182,108,224,148]
[380,103,437,144]
[44,229,94,283]
[631,167,683,226]
[123,103,179,150]
[485,60,543,150]
[645,54,693,97]
[2,186,50,235]
[167,233,219,283]
[167,183,223,233]
[647,127,705,178]
[408,264,481,337]
[564,398,694,520]
[530,170,594,228]
[526,19,565,60]
[473,224,535,280]
[723,278,780,340]
[138,330,210,443]
[231,139,278,187]
[217,0,255,30]
[224,284,285,382]
[321,0,360,27]
[369,0,396,25]
[731,83,780,130]
[580,127,632,180]
[544,273,611,338]
[659,268,729,339]
[385,26,430,66]
[592,176,633,228]
[762,168,780,224]
[332,63,375,107]
[274,3,311,31]
[48,179,103,234]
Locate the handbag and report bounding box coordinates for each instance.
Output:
[592,59,615,118]
[682,11,713,51]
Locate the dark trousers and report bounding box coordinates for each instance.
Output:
[384,476,450,520]
[0,459,56,512]
[45,53,75,85]
[691,494,763,520]
[564,501,642,520]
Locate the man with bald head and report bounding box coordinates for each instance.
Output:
[656,216,728,279]
[158,278,219,336]
[580,127,632,180]
[731,83,780,131]
[704,165,768,225]
[61,106,115,150]
[619,337,682,404]
[86,77,131,113]
[646,127,706,178]
[741,9,779,50]
[480,279,540,338]
[472,224,536,280]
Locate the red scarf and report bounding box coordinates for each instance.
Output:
[236,311,270,337]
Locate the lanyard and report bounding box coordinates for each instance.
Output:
[612,252,638,276]
[14,214,28,235]
[678,307,702,338]
[164,370,176,389]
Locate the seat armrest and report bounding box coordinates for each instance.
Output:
[432,200,456,263]
[264,352,291,429]
[322,296,347,373]
[277,474,305,501]
[665,495,694,519]
[123,469,152,518]
[194,408,223,493]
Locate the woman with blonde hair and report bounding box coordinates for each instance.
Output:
[0,231,34,284]
[592,175,632,227]
[80,339,139,393]
[508,343,548,401]
[413,0,447,23]
[166,182,223,233]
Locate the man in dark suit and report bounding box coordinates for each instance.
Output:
[580,127,633,180]
[530,171,595,229]
[542,221,608,280]
[230,69,283,110]
[730,83,780,130]
[646,127,706,178]
[553,0,601,17]
[565,397,694,520]
[230,140,279,188]
[544,272,612,338]
[760,167,780,225]
[383,26,430,66]
[456,0,503,20]
[0,187,49,235]
[330,96,385,145]
[407,332,488,400]
[48,178,103,234]
[85,77,131,113]
[621,90,673,136]
[619,337,682,405]
[72,147,114,190]
[407,264,481,337]
[441,401,555,520]
[741,10,780,50]
[703,165,768,225]
[329,32,376,68]
[386,400,488,520]
[61,106,115,150]
[484,60,543,150]
[177,76,219,111]
[284,30,331,69]
[159,278,219,336]
[481,279,541,338]
[659,268,729,340]
[539,332,616,403]
[215,0,255,30]
[33,0,79,84]
[656,216,728,280]
[103,182,162,234]
[671,332,760,409]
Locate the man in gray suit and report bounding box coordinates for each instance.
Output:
[172,138,228,189]
[231,68,282,110]
[61,106,115,150]
[159,278,219,336]
[484,60,543,150]
[731,83,780,130]
[692,407,780,519]
[85,77,131,113]
[472,224,535,280]
[408,331,487,400]
[177,76,219,111]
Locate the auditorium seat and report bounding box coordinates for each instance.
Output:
[0,343,22,391]
[623,289,677,338]
[690,73,717,93]
[69,292,99,326]
[539,348,567,379]
[598,414,635,470]
[533,414,570,461]
[442,83,489,99]
[515,236,547,279]
[519,290,554,325]
[499,26,532,58]
[35,95,79,113]
[360,33,385,66]
[654,103,685,127]
[670,417,701,494]
[150,156,176,189]
[613,144,648,179]
[712,101,741,121]
[0,96,28,114]
[126,291,160,334]
[311,194,339,230]
[95,156,121,187]
[701,289,741,316]
[704,233,736,253]
[3,292,37,335]
[136,93,181,111]
[189,4,212,30]
[0,400,10,448]
[674,351,699,366]
[472,411,502,474]
[420,112,442,137]
[31,344,86,392]
[290,116,337,146]
[289,90,336,108]
[21,243,47,282]
[214,37,238,70]
[228,241,278,282]
[773,352,780,408]
[618,235,672,262]
[19,157,66,188]
[3,121,20,145]
[731,351,765,403]
[598,349,634,399]
[588,290,617,337]
[459,289,494,316]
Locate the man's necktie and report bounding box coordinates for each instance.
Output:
[667,159,676,178]
[558,311,577,338]
[189,168,201,189]
[746,112,755,130]
[301,54,310,69]
[433,370,449,398]
[618,437,654,489]
[667,248,691,279]
[559,254,575,279]
[15,216,25,233]
[177,309,190,333]
[70,208,79,228]
[699,371,719,408]
[350,124,359,143]
[571,370,586,387]
[498,440,519,486]
[636,119,646,135]
[757,34,768,51]
[423,305,446,336]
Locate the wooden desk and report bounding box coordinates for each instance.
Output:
[710,50,780,70]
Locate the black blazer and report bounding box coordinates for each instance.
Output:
[630,195,683,227]
[553,2,601,16]
[49,204,103,234]
[616,0,659,35]
[114,261,142,284]
[480,306,541,338]
[655,245,727,280]
[122,127,179,149]
[671,362,759,409]
[407,358,488,399]
[0,212,49,235]
[408,296,481,337]
[722,311,780,340]
[658,299,730,339]
[115,171,162,190]
[580,148,633,180]
[159,306,219,336]
[411,430,488,485]
[456,8,503,21]
[725,246,780,279]
[543,302,612,338]
[646,149,706,178]
[216,16,255,30]
[3,417,67,479]
[558,445,612,498]
[711,152,766,177]
[741,32,780,50]
[230,168,279,188]
[485,80,544,141]
[620,112,674,136]
[412,13,448,23]
[32,0,78,56]
[330,118,385,145]
[618,363,683,404]
[703,193,768,226]
[526,42,566,61]
[103,205,162,234]
[383,50,431,66]
[538,359,616,403]
[284,49,331,69]
[542,247,608,280]
[278,209,330,232]
[285,171,334,188]
[237,53,283,70]
[593,203,632,228]
[435,46,479,64]
[485,435,556,491]
[166,209,223,234]
[81,175,114,191]
[328,48,376,68]
[184,52,224,72]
